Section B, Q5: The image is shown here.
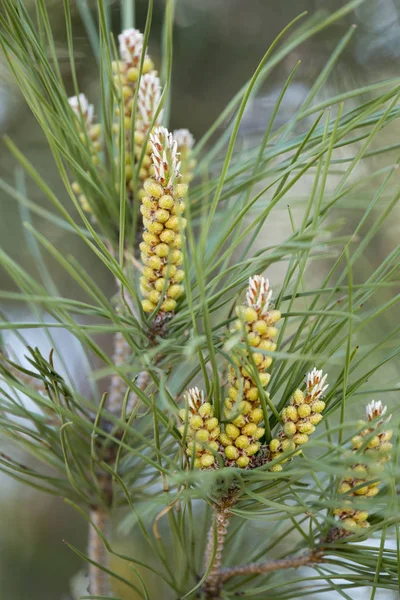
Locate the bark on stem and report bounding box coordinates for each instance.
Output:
[88,273,148,594]
[107,332,133,416]
[108,274,149,418]
[203,502,233,598]
[107,332,150,417]
[219,548,324,583]
[107,331,150,417]
[88,506,112,596]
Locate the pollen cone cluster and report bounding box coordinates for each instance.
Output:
[139,126,187,318]
[333,400,392,533]
[219,276,281,468]
[115,28,155,83]
[179,388,221,469]
[112,29,155,196]
[173,129,196,184]
[268,368,328,472]
[112,29,195,204]
[68,94,102,214]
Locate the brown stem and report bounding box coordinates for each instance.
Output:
[108,266,150,418]
[107,332,134,416]
[204,508,231,579]
[88,506,112,596]
[107,330,150,418]
[219,548,324,584]
[203,495,236,599]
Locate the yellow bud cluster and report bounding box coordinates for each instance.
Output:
[179,388,221,469]
[334,400,392,532]
[220,276,280,468]
[173,129,196,184]
[140,128,187,316]
[112,29,155,199]
[268,367,328,471]
[332,506,370,532]
[113,30,154,111]
[68,94,102,214]
[112,30,195,211]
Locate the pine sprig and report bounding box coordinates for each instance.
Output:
[0,0,399,598]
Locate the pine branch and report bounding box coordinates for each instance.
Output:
[0,3,399,599]
[107,331,150,417]
[203,491,237,598]
[218,547,324,583]
[107,250,148,418]
[203,508,231,597]
[107,331,134,416]
[87,505,112,597]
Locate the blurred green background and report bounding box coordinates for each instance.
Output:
[0,1,399,598]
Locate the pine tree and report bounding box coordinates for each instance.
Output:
[0,2,399,599]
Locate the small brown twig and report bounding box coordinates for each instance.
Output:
[107,261,151,419]
[88,505,112,597]
[218,547,324,584]
[203,490,238,598]
[107,331,135,417]
[203,507,231,598]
